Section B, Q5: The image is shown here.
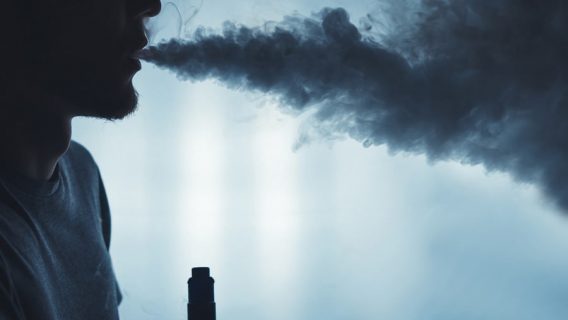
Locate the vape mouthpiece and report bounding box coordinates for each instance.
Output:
[188,267,216,320]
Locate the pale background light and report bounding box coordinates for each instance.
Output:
[72,1,568,319]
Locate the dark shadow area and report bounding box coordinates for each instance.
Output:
[0,1,160,319]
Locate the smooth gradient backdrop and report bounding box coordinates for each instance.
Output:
[73,0,568,319]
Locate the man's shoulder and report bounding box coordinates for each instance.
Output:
[66,140,97,165]
[63,140,99,171]
[59,141,103,192]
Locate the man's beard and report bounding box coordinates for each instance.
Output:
[83,82,140,120]
[51,78,140,120]
[39,57,141,120]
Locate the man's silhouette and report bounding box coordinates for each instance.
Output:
[0,0,160,318]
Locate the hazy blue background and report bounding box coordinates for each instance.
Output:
[73,0,568,319]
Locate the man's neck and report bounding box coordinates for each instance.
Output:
[0,108,72,181]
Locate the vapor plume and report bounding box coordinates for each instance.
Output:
[141,1,568,211]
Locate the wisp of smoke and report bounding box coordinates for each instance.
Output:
[144,0,203,44]
[140,0,568,212]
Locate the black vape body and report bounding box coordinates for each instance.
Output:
[187,267,216,320]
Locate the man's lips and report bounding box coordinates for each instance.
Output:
[123,33,148,77]
[130,36,149,57]
[127,56,142,69]
[123,55,142,82]
[125,56,142,71]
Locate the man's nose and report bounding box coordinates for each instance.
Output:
[130,0,161,19]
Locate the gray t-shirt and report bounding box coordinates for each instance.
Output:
[0,141,121,319]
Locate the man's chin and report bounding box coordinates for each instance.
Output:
[78,86,139,120]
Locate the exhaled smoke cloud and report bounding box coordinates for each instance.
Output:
[141,0,568,211]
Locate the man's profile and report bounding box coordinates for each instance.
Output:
[0,0,160,318]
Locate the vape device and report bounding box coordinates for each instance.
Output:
[187,267,216,320]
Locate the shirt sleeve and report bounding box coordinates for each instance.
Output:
[98,173,123,306]
[0,250,25,320]
[0,187,25,319]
